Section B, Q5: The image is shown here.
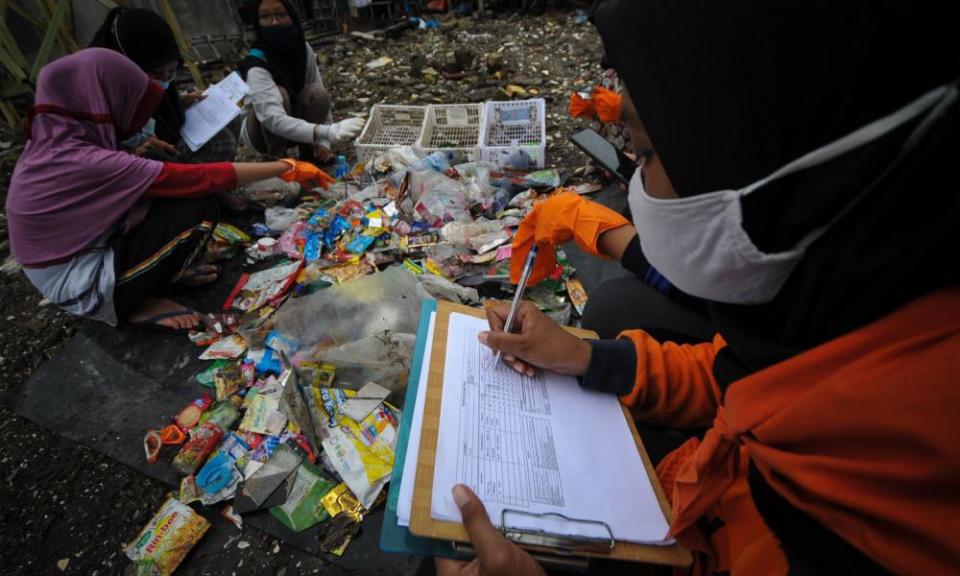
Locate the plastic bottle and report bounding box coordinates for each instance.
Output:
[409,151,453,173]
[172,422,224,475]
[201,396,242,431]
[335,155,349,179]
[336,155,349,199]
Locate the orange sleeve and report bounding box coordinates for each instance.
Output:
[619,330,726,428]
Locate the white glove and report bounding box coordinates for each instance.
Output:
[326,117,366,147]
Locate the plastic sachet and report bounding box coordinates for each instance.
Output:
[123,496,210,576]
[321,424,392,509]
[225,260,303,313]
[239,376,287,436]
[269,462,337,532]
[313,388,399,509]
[198,334,247,361]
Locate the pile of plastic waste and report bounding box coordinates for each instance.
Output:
[126,146,591,572]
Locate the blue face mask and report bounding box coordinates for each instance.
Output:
[159,80,172,91]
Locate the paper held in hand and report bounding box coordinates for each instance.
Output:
[429,311,672,545]
[180,71,250,152]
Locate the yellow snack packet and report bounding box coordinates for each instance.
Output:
[123,496,210,576]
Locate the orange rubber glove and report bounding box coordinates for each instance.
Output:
[592,86,622,123]
[568,86,622,122]
[279,158,336,189]
[511,192,630,285]
[569,91,594,119]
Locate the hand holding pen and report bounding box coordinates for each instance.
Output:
[494,245,539,366]
[479,245,592,376]
[479,301,593,377]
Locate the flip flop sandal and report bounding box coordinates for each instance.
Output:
[128,307,198,332]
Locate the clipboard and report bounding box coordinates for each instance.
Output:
[380,300,457,558]
[408,301,692,566]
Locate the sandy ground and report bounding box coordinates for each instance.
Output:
[0,8,602,574]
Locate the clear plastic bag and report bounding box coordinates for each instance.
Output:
[309,330,416,394]
[265,206,299,233]
[410,171,471,224]
[415,274,480,305]
[439,218,504,244]
[239,177,301,208]
[270,266,422,353]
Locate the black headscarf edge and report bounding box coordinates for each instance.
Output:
[89,7,185,142]
[239,0,309,94]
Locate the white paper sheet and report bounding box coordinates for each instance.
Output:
[397,312,436,527]
[431,313,671,544]
[180,71,250,151]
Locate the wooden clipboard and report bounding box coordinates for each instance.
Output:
[409,301,691,566]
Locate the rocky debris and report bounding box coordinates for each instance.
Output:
[321,10,604,173]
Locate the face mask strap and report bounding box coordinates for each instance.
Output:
[791,80,959,252]
[744,82,954,195]
[111,10,128,57]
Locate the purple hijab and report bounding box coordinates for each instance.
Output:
[6,48,166,266]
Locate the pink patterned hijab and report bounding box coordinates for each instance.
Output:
[6,48,166,266]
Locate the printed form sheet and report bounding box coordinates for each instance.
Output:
[181,71,250,151]
[431,313,671,544]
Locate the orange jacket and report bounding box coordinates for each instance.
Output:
[618,288,960,574]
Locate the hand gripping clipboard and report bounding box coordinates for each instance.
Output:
[408,301,691,567]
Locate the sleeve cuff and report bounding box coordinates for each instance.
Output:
[314,124,331,144]
[620,234,651,278]
[578,338,637,396]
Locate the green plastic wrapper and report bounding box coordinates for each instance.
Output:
[195,360,232,388]
[269,462,337,532]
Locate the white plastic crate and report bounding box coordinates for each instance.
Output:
[479,98,546,168]
[354,104,427,163]
[416,103,484,162]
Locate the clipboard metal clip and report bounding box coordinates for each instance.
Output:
[500,509,615,554]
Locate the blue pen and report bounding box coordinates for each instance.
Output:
[495,245,539,365]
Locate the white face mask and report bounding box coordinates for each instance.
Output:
[629,82,956,305]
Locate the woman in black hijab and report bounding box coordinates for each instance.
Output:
[90,7,238,165]
[436,1,960,575]
[238,0,363,165]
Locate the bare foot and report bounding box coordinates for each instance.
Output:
[177,264,220,287]
[127,297,201,331]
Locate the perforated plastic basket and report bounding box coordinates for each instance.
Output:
[354,104,427,163]
[479,98,546,168]
[416,103,484,162]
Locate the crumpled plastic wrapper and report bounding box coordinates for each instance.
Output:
[238,177,300,208]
